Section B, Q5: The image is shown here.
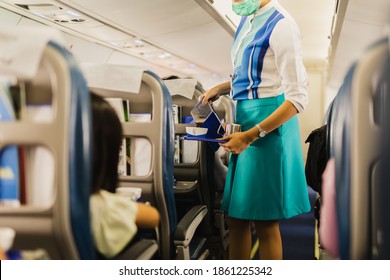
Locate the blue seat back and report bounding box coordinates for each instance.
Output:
[90,70,176,259]
[328,37,390,259]
[376,45,390,259]
[0,40,94,259]
[148,71,177,243]
[329,64,355,259]
[46,42,95,259]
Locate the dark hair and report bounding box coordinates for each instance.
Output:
[162,75,181,80]
[90,92,123,194]
[162,75,204,89]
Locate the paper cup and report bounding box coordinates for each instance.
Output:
[116,187,142,201]
[223,123,241,135]
[0,227,15,251]
[186,127,208,137]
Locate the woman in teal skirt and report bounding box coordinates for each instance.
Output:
[200,0,311,259]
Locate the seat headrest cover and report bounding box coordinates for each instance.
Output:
[164,79,197,100]
[81,63,145,93]
[0,27,64,79]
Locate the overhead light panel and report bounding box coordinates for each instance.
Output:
[4,0,222,81]
[17,3,86,23]
[158,52,172,59]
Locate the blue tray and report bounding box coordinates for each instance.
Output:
[179,136,227,143]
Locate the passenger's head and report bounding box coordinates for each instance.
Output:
[162,75,181,80]
[162,75,204,90]
[90,92,123,194]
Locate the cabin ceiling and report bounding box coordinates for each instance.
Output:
[0,0,336,80]
[274,0,335,63]
[1,0,389,91]
[60,0,234,78]
[59,0,336,72]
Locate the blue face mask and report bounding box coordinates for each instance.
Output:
[232,0,261,16]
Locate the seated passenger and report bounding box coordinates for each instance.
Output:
[89,92,160,258]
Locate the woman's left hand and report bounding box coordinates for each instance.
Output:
[219,132,253,155]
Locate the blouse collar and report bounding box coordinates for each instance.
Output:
[252,0,278,17]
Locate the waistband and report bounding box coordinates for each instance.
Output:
[236,93,285,110]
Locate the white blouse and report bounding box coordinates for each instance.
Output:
[231,0,308,112]
[90,190,138,258]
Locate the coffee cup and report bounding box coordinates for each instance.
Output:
[220,123,241,136]
[186,127,208,137]
[0,227,15,252]
[116,187,142,201]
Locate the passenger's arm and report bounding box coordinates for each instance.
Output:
[135,203,160,228]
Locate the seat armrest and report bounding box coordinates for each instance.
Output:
[115,239,158,260]
[174,205,208,247]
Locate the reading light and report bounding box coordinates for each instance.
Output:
[109,42,120,47]
[66,10,81,17]
[158,52,172,59]
[134,39,144,47]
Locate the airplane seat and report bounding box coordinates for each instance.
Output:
[65,56,160,260]
[328,63,355,260]
[327,37,390,259]
[0,39,158,260]
[50,42,95,260]
[0,40,95,259]
[373,40,390,259]
[89,70,208,260]
[379,56,390,259]
[171,83,233,259]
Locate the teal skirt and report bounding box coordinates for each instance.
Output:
[221,94,311,220]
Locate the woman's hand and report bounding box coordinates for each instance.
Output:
[198,81,231,105]
[199,86,222,105]
[219,131,254,155]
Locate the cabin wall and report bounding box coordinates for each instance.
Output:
[299,62,327,161]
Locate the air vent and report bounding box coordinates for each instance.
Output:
[16,3,61,11]
[16,3,86,23]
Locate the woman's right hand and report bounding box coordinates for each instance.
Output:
[199,86,222,105]
[199,81,231,105]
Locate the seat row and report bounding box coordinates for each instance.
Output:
[0,38,234,259]
[319,37,390,259]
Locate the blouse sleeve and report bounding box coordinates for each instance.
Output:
[270,18,308,113]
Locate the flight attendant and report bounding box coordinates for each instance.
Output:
[200,0,311,259]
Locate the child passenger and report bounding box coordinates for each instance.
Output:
[89,92,160,258]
